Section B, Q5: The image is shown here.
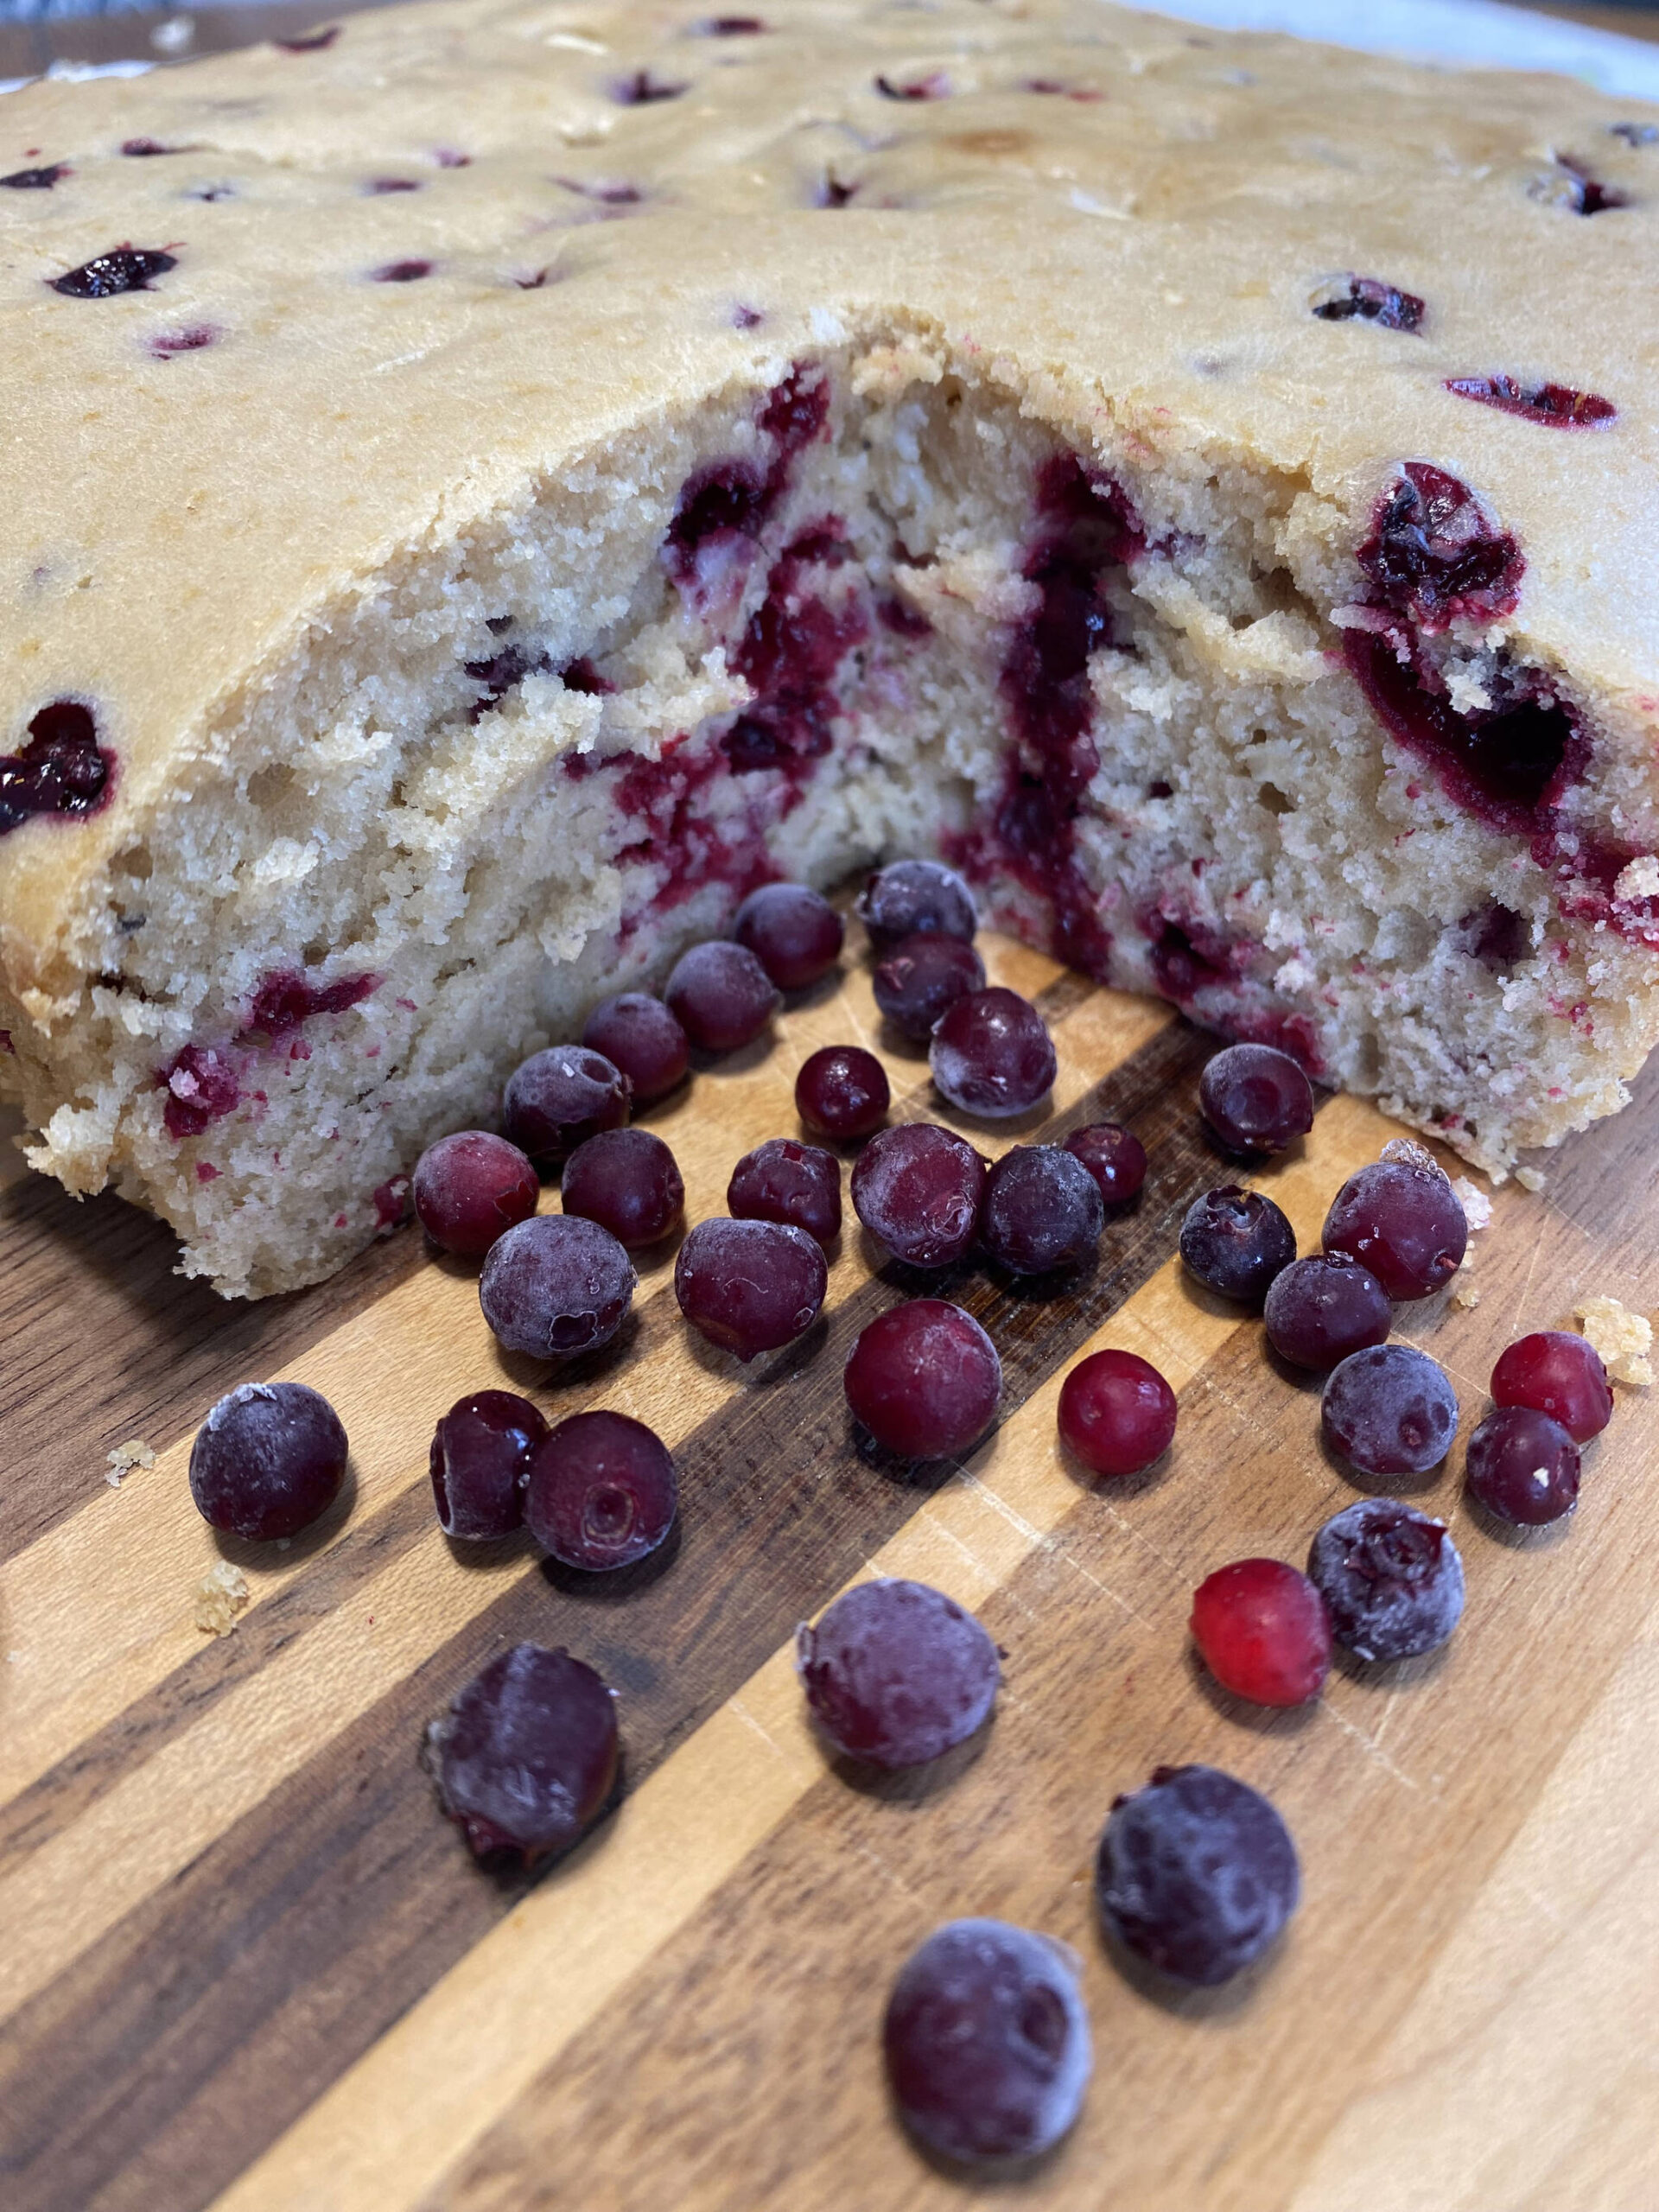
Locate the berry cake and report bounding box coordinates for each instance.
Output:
[3,0,1657,1294]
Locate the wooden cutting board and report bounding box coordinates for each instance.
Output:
[3,911,1657,2212]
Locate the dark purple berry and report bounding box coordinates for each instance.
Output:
[502,1045,630,1170]
[49,246,177,298]
[412,1130,540,1258]
[1263,1252,1392,1370]
[1063,1122,1146,1206]
[188,1381,348,1541]
[871,931,986,1040]
[843,1299,1001,1459]
[1358,463,1522,631]
[980,1145,1103,1275]
[1444,375,1615,429]
[674,1217,827,1359]
[798,1579,999,1767]
[429,1389,544,1541]
[431,1643,618,1868]
[581,992,689,1105]
[930,988,1056,1118]
[1322,1343,1459,1477]
[728,1136,841,1245]
[1198,1043,1314,1155]
[1096,1764,1300,1986]
[855,857,976,950]
[884,1920,1091,2166]
[1322,1160,1467,1300]
[479,1214,635,1359]
[524,1411,677,1571]
[1179,1185,1295,1306]
[1310,274,1424,331]
[560,1128,683,1248]
[1306,1498,1465,1661]
[795,1043,889,1140]
[664,939,780,1052]
[850,1122,986,1268]
[372,258,433,283]
[0,700,114,835]
[732,882,844,990]
[1058,1350,1177,1478]
[2,162,68,189]
[1465,1405,1580,1526]
[1491,1331,1612,1441]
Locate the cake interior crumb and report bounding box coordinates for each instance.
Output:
[1575,1295,1654,1388]
[194,1558,251,1635]
[105,1437,157,1487]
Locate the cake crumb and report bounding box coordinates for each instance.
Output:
[1451,1177,1491,1230]
[1381,1137,1440,1173]
[1516,1166,1547,1193]
[1613,855,1659,903]
[1575,1295,1654,1387]
[194,1560,251,1636]
[105,1438,156,1487]
[1451,1276,1482,1309]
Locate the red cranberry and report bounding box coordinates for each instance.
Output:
[1198,1043,1313,1155]
[850,1122,986,1268]
[1063,1122,1146,1205]
[731,882,844,989]
[412,1130,540,1258]
[1322,1159,1466,1300]
[1444,376,1616,429]
[855,857,976,950]
[872,932,986,1041]
[1096,1766,1300,1986]
[931,987,1056,1118]
[980,1145,1103,1275]
[49,247,177,298]
[188,1381,348,1541]
[664,940,780,1052]
[1322,1344,1459,1477]
[1058,1349,1176,1478]
[884,1921,1091,2167]
[1190,1559,1332,1706]
[479,1214,635,1359]
[502,1044,630,1170]
[674,1217,826,1359]
[161,1042,240,1139]
[1306,1499,1465,1662]
[843,1298,1001,1459]
[1179,1185,1296,1306]
[581,992,689,1104]
[560,1128,683,1248]
[429,1389,544,1541]
[1465,1405,1580,1525]
[1263,1252,1392,1370]
[432,1643,618,1868]
[1357,463,1522,631]
[795,1044,889,1140]
[1311,275,1424,331]
[728,1136,841,1245]
[798,1578,1000,1767]
[1491,1331,1612,1442]
[524,1410,677,1571]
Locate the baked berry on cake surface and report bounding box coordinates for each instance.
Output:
[3,0,1657,1294]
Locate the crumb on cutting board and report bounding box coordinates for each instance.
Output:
[194,1559,251,1636]
[1516,1166,1547,1193]
[1451,1177,1491,1232]
[1575,1295,1654,1388]
[105,1438,156,1487]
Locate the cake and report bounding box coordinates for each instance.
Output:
[3,0,1657,1297]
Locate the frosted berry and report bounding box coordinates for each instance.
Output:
[1465,1405,1580,1525]
[844,1298,1001,1459]
[884,1920,1091,2166]
[1096,1764,1300,1986]
[1306,1498,1465,1661]
[1063,1121,1147,1206]
[1198,1043,1314,1155]
[432,1643,618,1868]
[732,881,844,989]
[1190,1559,1332,1706]
[581,992,689,1104]
[1322,1343,1459,1477]
[931,987,1057,1118]
[855,857,976,950]
[1491,1331,1612,1442]
[1263,1252,1392,1370]
[850,1122,986,1268]
[502,1044,630,1169]
[980,1145,1103,1274]
[1179,1185,1295,1306]
[524,1410,677,1571]
[412,1130,540,1258]
[795,1043,889,1140]
[798,1578,1000,1766]
[674,1216,827,1359]
[872,931,986,1041]
[1058,1349,1177,1478]
[728,1136,841,1244]
[560,1127,684,1248]
[479,1214,635,1359]
[429,1389,544,1541]
[664,939,780,1052]
[188,1381,348,1541]
[1322,1159,1467,1300]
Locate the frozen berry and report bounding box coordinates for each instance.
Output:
[431,1643,618,1868]
[524,1410,677,1571]
[1465,1405,1580,1525]
[844,1298,1001,1459]
[855,857,976,950]
[479,1214,635,1359]
[1179,1185,1295,1306]
[664,939,780,1052]
[732,882,844,989]
[1322,1344,1459,1477]
[1198,1043,1314,1155]
[188,1381,348,1541]
[798,1578,1000,1766]
[1491,1331,1612,1442]
[1190,1559,1331,1706]
[1063,1122,1147,1206]
[1058,1349,1177,1478]
[1323,1159,1467,1300]
[884,1920,1091,2166]
[850,1122,986,1268]
[980,1145,1103,1274]
[581,993,690,1104]
[931,988,1056,1118]
[412,1129,540,1258]
[675,1216,827,1359]
[560,1128,683,1248]
[1263,1252,1392,1370]
[429,1389,544,1541]
[728,1136,841,1244]
[872,932,986,1041]
[503,1045,630,1169]
[1306,1498,1465,1661]
[796,1043,889,1140]
[1096,1764,1300,1985]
